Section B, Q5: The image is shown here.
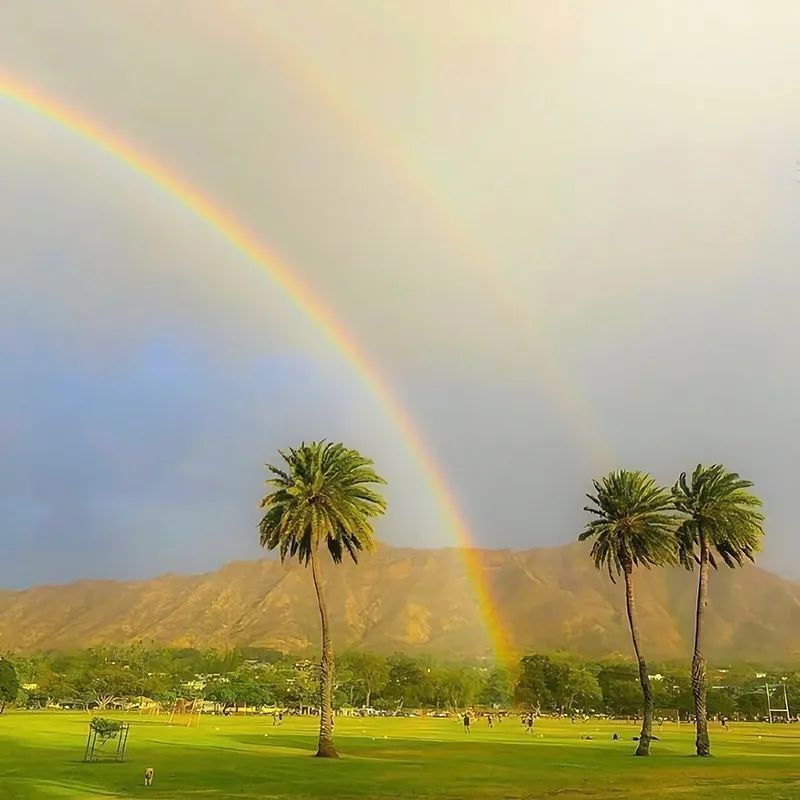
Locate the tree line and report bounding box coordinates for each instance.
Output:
[1,647,794,722]
[3,646,511,713]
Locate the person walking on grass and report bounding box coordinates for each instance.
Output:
[463,712,471,734]
[525,714,534,734]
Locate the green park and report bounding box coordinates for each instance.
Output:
[2,712,800,799]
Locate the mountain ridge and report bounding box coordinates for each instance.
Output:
[2,542,799,660]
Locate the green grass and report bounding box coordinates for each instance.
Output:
[1,712,799,799]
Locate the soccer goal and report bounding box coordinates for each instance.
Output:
[764,681,791,723]
[168,697,203,728]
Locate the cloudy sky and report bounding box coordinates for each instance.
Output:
[2,1,799,588]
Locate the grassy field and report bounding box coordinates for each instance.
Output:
[1,712,799,799]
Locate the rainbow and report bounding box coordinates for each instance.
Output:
[0,72,514,661]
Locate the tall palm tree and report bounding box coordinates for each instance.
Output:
[259,441,387,758]
[672,464,764,757]
[579,470,676,756]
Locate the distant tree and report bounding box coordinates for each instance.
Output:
[706,688,736,719]
[204,678,237,711]
[240,647,286,664]
[139,670,181,704]
[36,668,76,708]
[259,441,387,758]
[76,664,139,710]
[650,675,685,718]
[0,660,20,714]
[332,661,357,708]
[515,655,554,712]
[478,666,515,709]
[673,464,765,757]
[783,675,800,717]
[254,662,292,707]
[579,470,676,756]
[285,661,321,709]
[340,652,389,708]
[669,676,697,720]
[435,666,482,712]
[204,648,246,676]
[204,671,272,712]
[383,653,426,709]
[555,663,602,713]
[238,678,273,710]
[8,656,36,686]
[598,667,643,716]
[735,689,766,720]
[516,656,601,714]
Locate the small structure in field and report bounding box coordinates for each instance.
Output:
[169,697,203,728]
[84,717,130,762]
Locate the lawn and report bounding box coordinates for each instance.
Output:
[1,712,799,799]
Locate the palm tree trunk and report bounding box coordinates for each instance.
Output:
[623,563,653,756]
[310,546,338,758]
[692,533,711,757]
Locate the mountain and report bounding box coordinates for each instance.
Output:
[2,543,800,660]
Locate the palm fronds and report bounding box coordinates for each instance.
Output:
[580,470,677,581]
[672,464,764,569]
[259,441,387,565]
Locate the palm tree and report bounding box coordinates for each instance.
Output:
[579,470,676,756]
[672,464,764,757]
[259,441,387,758]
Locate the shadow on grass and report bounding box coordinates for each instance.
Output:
[227,734,319,754]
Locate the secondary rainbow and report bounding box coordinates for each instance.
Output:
[215,9,613,470]
[0,72,513,661]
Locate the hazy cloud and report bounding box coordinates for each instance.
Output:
[2,1,799,585]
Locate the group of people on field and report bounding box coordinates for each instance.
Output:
[461,711,536,734]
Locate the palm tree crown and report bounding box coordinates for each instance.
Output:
[260,441,387,564]
[580,470,677,580]
[672,464,764,569]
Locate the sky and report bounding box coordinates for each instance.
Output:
[2,1,800,588]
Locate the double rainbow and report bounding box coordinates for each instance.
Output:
[1,72,514,660]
